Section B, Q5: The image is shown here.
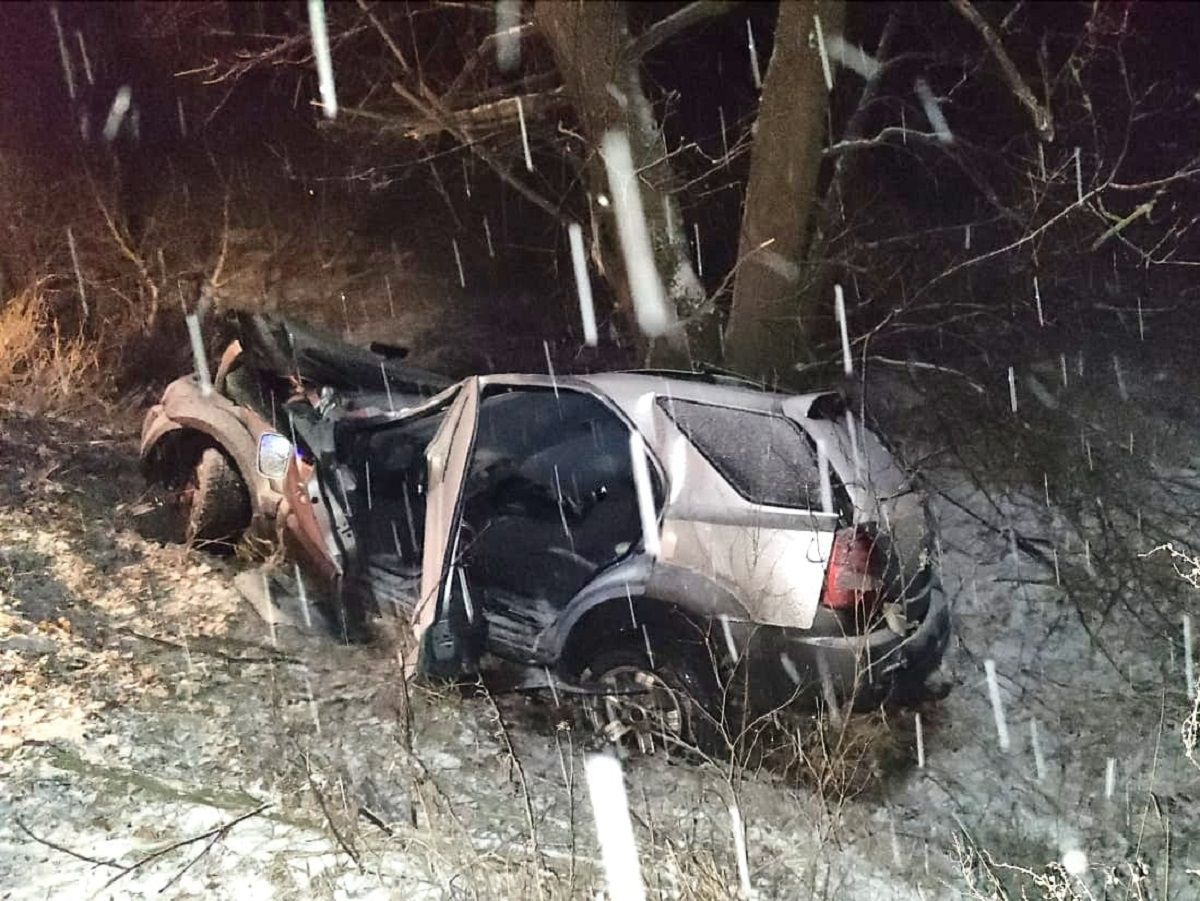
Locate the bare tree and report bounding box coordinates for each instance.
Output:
[723,0,845,380]
[534,0,705,361]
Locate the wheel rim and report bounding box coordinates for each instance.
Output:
[590,664,687,754]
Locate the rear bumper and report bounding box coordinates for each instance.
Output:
[737,584,951,711]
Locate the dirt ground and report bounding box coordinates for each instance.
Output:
[1,345,1198,899]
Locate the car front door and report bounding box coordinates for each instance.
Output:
[410,377,481,677]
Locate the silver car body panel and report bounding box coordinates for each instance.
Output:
[416,372,898,634]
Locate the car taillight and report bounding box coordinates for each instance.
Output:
[821,525,886,618]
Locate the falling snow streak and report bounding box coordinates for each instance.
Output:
[66,227,88,321]
[1185,613,1195,699]
[718,106,730,163]
[815,652,843,729]
[49,5,76,101]
[1062,848,1088,876]
[718,614,740,664]
[915,711,925,768]
[512,95,535,172]
[307,0,338,119]
[825,34,881,80]
[185,313,212,397]
[379,362,395,412]
[813,14,833,91]
[452,237,466,287]
[294,563,313,630]
[817,442,834,515]
[552,465,574,549]
[1112,355,1129,401]
[262,572,277,648]
[914,78,953,143]
[729,803,752,897]
[568,223,598,346]
[746,20,762,89]
[630,431,660,557]
[1033,275,1044,326]
[835,284,852,376]
[303,673,321,735]
[1007,366,1018,414]
[103,86,133,142]
[1030,719,1047,781]
[600,131,673,338]
[693,223,703,277]
[456,567,475,623]
[543,340,559,399]
[494,0,522,72]
[483,216,495,258]
[984,659,1010,751]
[74,30,94,85]
[584,755,647,901]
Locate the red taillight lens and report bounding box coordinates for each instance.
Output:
[821,525,886,615]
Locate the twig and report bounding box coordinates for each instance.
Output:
[118,627,301,665]
[481,686,543,891]
[950,0,1054,142]
[627,1,744,60]
[301,751,362,868]
[99,803,271,893]
[156,829,223,894]
[867,355,987,393]
[14,818,124,870]
[358,806,394,836]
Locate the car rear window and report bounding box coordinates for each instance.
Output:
[656,397,823,509]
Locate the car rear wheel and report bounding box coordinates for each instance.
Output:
[578,635,723,756]
[175,447,251,548]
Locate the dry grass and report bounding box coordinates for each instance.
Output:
[0,285,102,414]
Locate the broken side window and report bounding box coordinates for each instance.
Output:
[656,397,823,510]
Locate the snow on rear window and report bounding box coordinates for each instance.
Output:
[656,397,822,508]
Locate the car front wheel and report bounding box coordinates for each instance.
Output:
[174,446,251,548]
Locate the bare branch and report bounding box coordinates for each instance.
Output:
[949,0,1055,142]
[390,81,565,221]
[627,1,744,60]
[342,88,567,140]
[14,819,124,870]
[354,1,566,221]
[824,126,947,156]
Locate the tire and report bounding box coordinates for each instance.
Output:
[179,447,251,548]
[576,631,725,756]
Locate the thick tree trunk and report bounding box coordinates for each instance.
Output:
[724,0,844,383]
[535,0,705,363]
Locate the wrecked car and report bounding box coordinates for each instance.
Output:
[142,315,950,748]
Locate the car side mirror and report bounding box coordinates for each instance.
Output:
[257,432,293,480]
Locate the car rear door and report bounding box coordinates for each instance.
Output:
[648,396,840,631]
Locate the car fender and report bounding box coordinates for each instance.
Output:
[140,376,280,521]
[546,556,751,666]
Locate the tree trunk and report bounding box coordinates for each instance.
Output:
[724,0,844,383]
[535,0,706,364]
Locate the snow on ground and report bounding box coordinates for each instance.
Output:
[0,345,1197,899]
